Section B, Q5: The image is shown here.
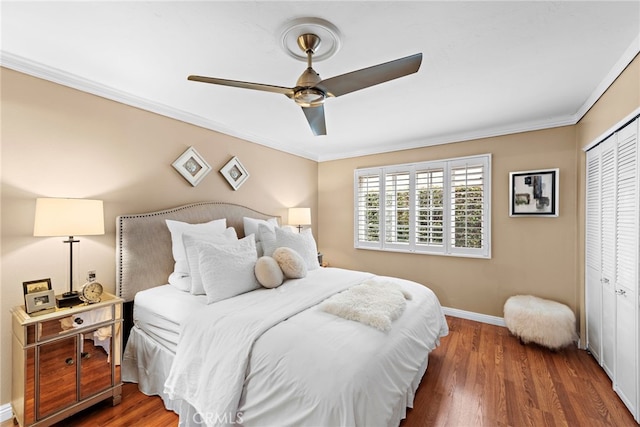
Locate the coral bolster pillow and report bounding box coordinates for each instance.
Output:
[255,256,284,288]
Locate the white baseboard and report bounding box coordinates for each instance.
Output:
[442,306,506,327]
[442,307,585,349]
[0,403,13,423]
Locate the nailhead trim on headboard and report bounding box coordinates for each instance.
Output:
[116,202,279,302]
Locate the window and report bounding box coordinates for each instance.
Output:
[354,154,491,258]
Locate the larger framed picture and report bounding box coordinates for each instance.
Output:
[509,168,559,217]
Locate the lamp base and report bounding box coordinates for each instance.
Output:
[56,291,82,308]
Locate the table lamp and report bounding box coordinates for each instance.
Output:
[288,207,311,233]
[33,198,105,307]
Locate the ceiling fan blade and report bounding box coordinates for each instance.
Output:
[302,106,326,136]
[188,75,295,97]
[317,53,422,97]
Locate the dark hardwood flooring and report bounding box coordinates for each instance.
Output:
[5,316,636,426]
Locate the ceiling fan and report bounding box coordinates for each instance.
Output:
[188,33,422,136]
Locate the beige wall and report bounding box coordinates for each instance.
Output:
[0,68,318,404]
[575,55,640,339]
[319,126,579,320]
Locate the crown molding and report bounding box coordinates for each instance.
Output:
[316,115,577,162]
[575,34,640,121]
[0,52,320,161]
[3,39,637,164]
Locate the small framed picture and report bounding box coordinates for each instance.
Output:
[172,146,212,187]
[220,156,250,190]
[509,168,559,217]
[25,289,56,314]
[23,278,52,295]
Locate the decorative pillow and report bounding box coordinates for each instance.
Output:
[243,217,278,241]
[254,256,284,288]
[184,227,239,295]
[197,235,260,304]
[259,224,320,270]
[165,218,227,291]
[255,240,264,258]
[272,247,307,279]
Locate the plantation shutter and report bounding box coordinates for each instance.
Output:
[354,154,490,258]
[384,170,411,247]
[449,158,489,256]
[354,170,381,248]
[415,167,444,249]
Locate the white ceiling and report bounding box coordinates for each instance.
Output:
[2,1,639,162]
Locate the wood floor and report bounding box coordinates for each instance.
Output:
[5,316,636,426]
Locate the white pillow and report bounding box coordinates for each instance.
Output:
[272,247,307,279]
[254,256,284,288]
[184,227,238,295]
[198,235,260,304]
[259,224,320,270]
[166,218,227,290]
[243,217,278,241]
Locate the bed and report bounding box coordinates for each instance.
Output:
[117,201,448,427]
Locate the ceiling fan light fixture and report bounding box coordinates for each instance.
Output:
[294,88,325,107]
[188,18,420,136]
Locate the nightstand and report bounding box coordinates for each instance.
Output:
[11,292,123,427]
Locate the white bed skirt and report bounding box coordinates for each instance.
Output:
[122,326,429,426]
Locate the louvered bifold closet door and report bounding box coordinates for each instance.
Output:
[614,119,639,416]
[600,136,617,378]
[586,144,603,364]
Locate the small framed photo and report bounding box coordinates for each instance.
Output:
[23,278,52,295]
[172,146,212,187]
[220,156,250,190]
[25,289,56,314]
[509,168,559,217]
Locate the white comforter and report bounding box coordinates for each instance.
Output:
[164,267,448,427]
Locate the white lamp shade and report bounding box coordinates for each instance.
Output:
[288,207,311,226]
[34,198,105,237]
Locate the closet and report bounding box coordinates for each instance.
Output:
[585,117,639,421]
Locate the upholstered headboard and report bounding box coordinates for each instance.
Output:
[116,201,279,302]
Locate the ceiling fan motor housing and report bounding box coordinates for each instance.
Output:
[297,33,321,53]
[293,33,326,107]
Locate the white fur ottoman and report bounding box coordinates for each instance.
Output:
[504,295,576,350]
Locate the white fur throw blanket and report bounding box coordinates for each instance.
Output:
[319,278,412,331]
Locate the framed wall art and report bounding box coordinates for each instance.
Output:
[220,156,250,190]
[509,168,559,217]
[172,147,212,187]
